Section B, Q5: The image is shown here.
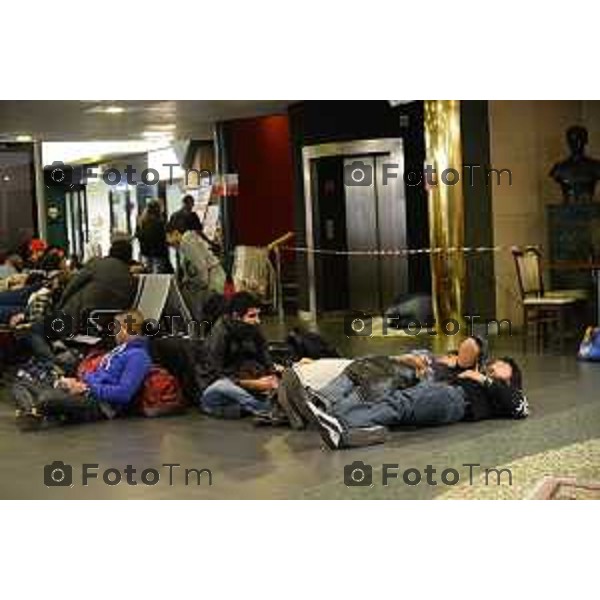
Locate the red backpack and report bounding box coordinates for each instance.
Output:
[134,365,186,418]
[77,350,106,378]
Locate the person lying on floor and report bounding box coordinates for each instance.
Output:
[14,309,151,429]
[201,291,281,419]
[275,335,487,425]
[280,352,528,449]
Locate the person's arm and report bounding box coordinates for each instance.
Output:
[392,354,429,377]
[83,350,151,405]
[237,375,278,393]
[458,371,530,419]
[189,212,202,231]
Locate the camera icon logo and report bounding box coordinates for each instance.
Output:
[344,461,373,487]
[44,461,73,487]
[44,160,75,188]
[87,309,124,337]
[344,312,372,337]
[43,310,75,341]
[344,160,373,186]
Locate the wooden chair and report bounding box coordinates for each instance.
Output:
[512,246,579,349]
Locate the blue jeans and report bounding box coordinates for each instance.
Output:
[0,284,40,307]
[317,375,466,429]
[201,377,271,418]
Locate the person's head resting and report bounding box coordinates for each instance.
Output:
[226,291,261,325]
[486,356,523,389]
[182,194,195,212]
[109,239,133,264]
[114,308,145,345]
[456,335,486,369]
[165,220,185,246]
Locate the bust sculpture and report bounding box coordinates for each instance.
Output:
[550,125,600,203]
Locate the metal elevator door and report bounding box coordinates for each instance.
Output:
[344,154,407,312]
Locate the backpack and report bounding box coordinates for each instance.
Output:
[77,350,106,378]
[285,328,340,362]
[577,326,600,361]
[134,365,186,417]
[150,336,219,402]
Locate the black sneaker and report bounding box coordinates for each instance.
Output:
[305,400,387,449]
[276,369,310,430]
[342,426,387,448]
[12,383,38,414]
[278,367,322,429]
[15,409,48,432]
[305,400,345,449]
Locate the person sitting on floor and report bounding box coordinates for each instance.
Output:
[201,291,280,419]
[14,309,152,429]
[279,351,528,449]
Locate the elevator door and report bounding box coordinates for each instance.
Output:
[344,154,407,312]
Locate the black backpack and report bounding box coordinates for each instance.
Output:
[285,328,340,362]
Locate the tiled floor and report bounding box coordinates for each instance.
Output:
[0,317,598,499]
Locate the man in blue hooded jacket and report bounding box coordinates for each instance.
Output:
[14,309,151,428]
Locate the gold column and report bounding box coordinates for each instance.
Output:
[424,100,465,346]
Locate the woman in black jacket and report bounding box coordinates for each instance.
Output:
[135,200,172,273]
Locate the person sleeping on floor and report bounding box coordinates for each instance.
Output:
[274,337,528,449]
[13,309,151,430]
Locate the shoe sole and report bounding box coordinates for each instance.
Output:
[343,426,387,448]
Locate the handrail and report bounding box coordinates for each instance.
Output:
[267,231,294,251]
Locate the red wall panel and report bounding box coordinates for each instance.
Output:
[229,115,295,248]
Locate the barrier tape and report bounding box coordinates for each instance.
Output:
[280,245,539,257]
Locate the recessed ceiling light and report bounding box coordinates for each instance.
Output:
[142,130,174,139]
[104,105,125,114]
[15,135,32,142]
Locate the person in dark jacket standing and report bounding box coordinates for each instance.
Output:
[58,239,137,331]
[169,194,202,233]
[135,200,172,273]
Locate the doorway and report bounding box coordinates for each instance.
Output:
[303,139,407,318]
[64,185,88,259]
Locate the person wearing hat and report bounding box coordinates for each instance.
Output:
[26,239,48,270]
